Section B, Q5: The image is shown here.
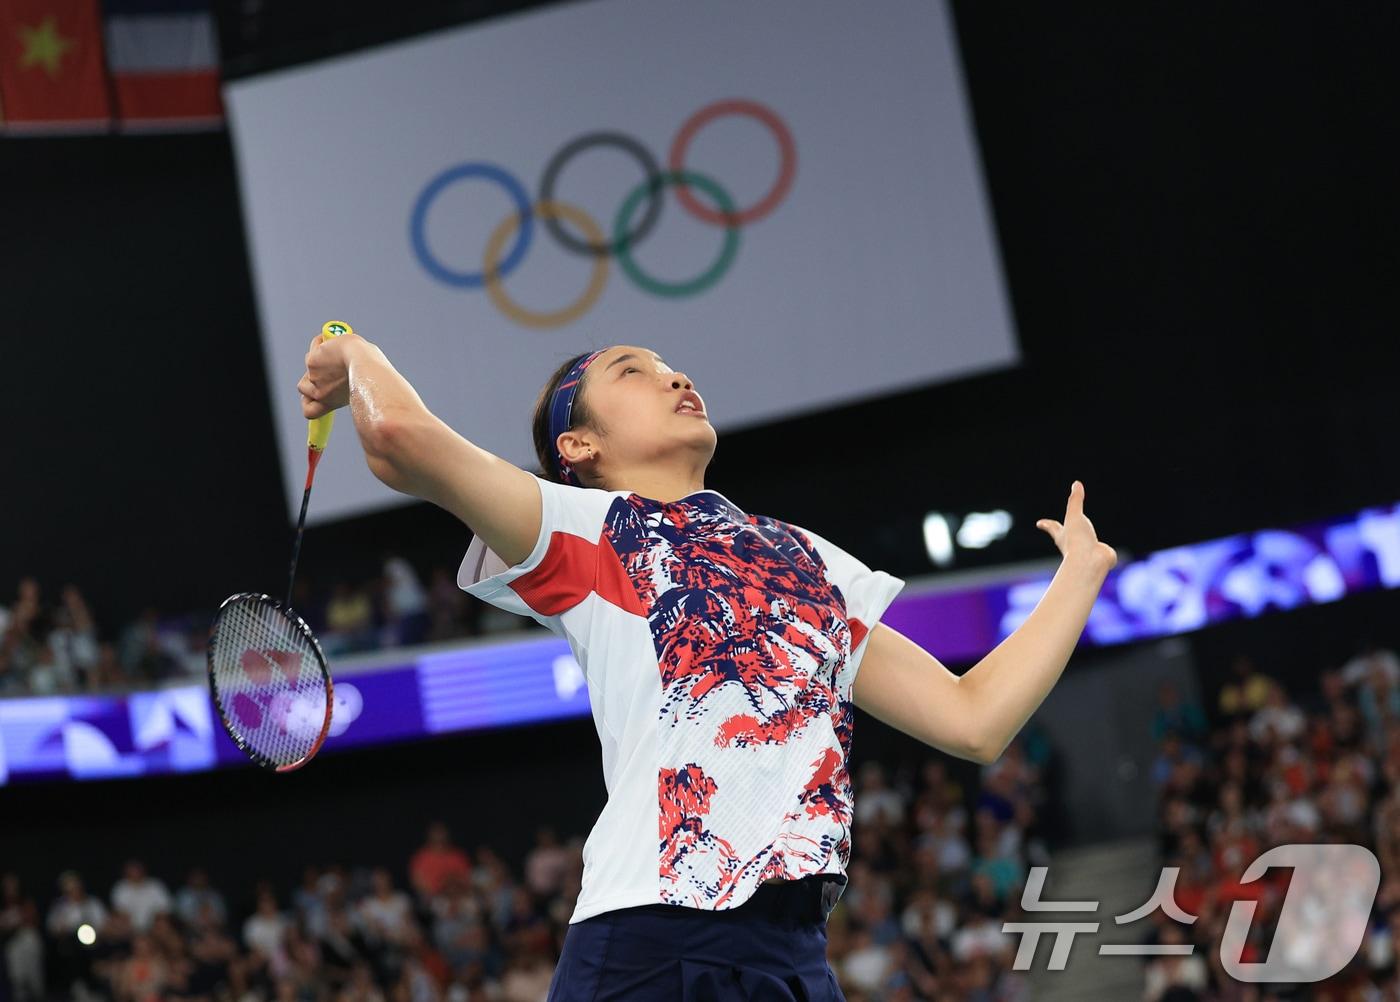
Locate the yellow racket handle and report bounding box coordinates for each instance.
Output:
[308,320,353,452]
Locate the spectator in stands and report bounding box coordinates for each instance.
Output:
[0,645,15,697]
[318,866,351,910]
[409,822,473,902]
[46,872,107,941]
[969,823,1024,907]
[523,827,569,900]
[1312,665,1350,717]
[948,902,1012,967]
[49,585,99,688]
[111,859,172,934]
[243,889,290,970]
[355,867,415,987]
[916,759,966,825]
[342,959,388,1002]
[1374,777,1400,882]
[115,932,167,1000]
[1262,772,1321,843]
[88,641,127,691]
[1320,750,1372,838]
[148,912,184,966]
[319,905,370,992]
[427,567,470,643]
[175,867,227,931]
[45,871,106,1000]
[1204,781,1261,847]
[1357,658,1400,747]
[500,886,551,960]
[382,556,430,648]
[855,762,908,827]
[468,848,517,931]
[498,945,555,1002]
[431,885,481,976]
[920,805,972,886]
[443,921,503,984]
[361,868,415,939]
[292,866,329,940]
[1247,680,1307,745]
[119,608,180,683]
[1151,680,1208,745]
[1151,731,1205,791]
[1216,653,1274,722]
[902,884,957,945]
[90,907,134,993]
[1342,639,1400,689]
[1,873,44,1002]
[394,926,446,1002]
[841,924,893,994]
[25,643,74,694]
[172,618,210,679]
[2,579,43,688]
[280,923,324,1001]
[1143,923,1206,1000]
[324,583,377,656]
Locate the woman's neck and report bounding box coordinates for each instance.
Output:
[600,467,706,503]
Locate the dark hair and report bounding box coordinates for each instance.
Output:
[531,351,601,486]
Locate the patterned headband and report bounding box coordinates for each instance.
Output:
[548,347,611,486]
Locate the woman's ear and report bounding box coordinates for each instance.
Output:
[557,429,596,466]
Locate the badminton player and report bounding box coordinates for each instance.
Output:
[297,334,1116,1001]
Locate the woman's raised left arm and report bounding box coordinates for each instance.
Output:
[852,480,1116,764]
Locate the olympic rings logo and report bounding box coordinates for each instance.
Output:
[409,98,797,329]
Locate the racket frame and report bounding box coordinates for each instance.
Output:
[207,591,336,773]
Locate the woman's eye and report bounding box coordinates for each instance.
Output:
[624,367,639,374]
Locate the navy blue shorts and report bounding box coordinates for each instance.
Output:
[546,875,849,1001]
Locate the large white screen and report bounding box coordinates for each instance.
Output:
[225,0,1018,523]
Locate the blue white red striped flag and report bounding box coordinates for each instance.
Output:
[102,0,221,129]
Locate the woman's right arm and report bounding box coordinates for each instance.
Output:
[297,332,543,567]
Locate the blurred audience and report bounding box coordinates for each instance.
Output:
[1147,640,1400,1000]
[111,860,172,935]
[0,734,1057,1001]
[380,558,429,649]
[0,558,514,698]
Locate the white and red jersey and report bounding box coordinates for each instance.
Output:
[458,477,905,923]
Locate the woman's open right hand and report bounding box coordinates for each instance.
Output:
[1035,480,1117,576]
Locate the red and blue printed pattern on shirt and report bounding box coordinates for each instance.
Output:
[602,492,866,907]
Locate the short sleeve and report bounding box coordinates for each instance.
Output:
[789,523,906,679]
[457,476,619,632]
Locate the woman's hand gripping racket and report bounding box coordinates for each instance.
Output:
[207,320,352,772]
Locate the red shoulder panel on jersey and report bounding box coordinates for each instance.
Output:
[508,530,645,617]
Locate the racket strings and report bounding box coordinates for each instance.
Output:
[210,596,330,768]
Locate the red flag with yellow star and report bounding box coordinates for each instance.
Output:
[0,0,111,130]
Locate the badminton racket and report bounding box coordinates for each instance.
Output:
[206,320,351,772]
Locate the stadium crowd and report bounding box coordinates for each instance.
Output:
[1144,642,1400,1001]
[0,732,1054,1001]
[0,561,525,698]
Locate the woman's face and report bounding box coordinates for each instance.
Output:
[572,344,716,477]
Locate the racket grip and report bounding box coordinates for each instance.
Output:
[308,412,336,452]
[307,320,353,453]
